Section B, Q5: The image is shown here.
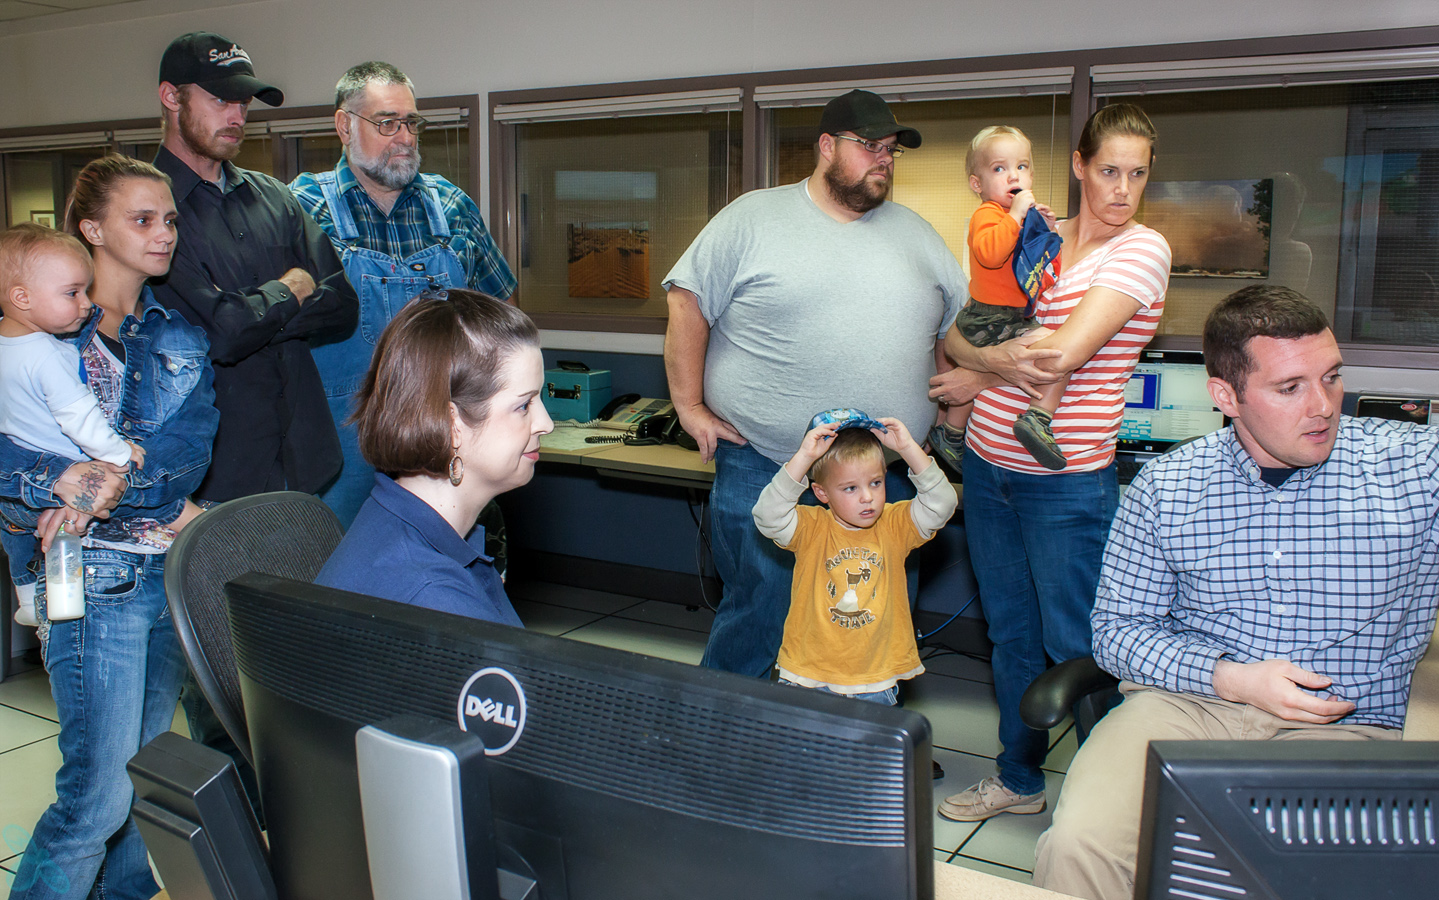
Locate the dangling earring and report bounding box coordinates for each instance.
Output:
[448,454,464,486]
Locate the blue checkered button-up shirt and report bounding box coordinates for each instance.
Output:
[290,158,516,299]
[1093,417,1439,729]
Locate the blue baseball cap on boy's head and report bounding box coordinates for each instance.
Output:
[810,408,888,434]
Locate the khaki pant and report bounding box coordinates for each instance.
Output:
[1032,683,1398,900]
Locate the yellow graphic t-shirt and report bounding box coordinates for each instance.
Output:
[776,501,928,690]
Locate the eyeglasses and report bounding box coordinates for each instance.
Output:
[832,134,905,158]
[346,111,428,136]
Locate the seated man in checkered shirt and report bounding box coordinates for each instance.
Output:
[1032,284,1439,900]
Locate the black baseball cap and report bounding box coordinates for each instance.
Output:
[818,89,921,148]
[159,32,284,107]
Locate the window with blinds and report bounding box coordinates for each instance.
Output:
[497,90,743,322]
[1094,50,1439,346]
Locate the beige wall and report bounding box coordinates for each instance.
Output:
[6,158,57,228]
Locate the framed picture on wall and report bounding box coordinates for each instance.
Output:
[29,211,56,228]
[1137,179,1274,278]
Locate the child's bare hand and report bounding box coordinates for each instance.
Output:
[126,441,146,469]
[1009,189,1036,222]
[872,417,915,454]
[796,422,841,463]
[165,499,205,534]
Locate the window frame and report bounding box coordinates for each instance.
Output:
[489,25,1439,369]
[0,93,481,224]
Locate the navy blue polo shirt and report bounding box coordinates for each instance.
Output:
[316,474,522,626]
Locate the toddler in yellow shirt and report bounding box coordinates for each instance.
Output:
[753,409,958,706]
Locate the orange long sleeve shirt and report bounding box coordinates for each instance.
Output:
[966,200,1029,309]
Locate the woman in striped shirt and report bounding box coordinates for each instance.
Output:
[931,104,1173,823]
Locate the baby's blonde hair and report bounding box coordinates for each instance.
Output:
[966,125,1031,179]
[0,223,91,309]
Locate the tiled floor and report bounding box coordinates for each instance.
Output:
[0,581,1074,895]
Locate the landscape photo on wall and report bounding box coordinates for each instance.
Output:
[1138,178,1273,278]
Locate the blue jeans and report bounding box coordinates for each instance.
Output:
[11,549,186,900]
[962,447,1118,796]
[780,679,898,705]
[702,440,917,678]
[318,390,372,530]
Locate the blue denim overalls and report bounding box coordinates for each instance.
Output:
[310,172,468,526]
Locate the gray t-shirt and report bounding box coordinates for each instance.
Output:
[664,179,965,463]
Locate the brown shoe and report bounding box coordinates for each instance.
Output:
[938,776,1045,822]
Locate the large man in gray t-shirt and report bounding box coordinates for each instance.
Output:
[663,90,965,677]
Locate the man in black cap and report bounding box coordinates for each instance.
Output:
[151,31,357,819]
[662,89,966,680]
[152,31,357,504]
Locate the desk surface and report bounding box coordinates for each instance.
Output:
[935,862,1067,898]
[153,862,1063,900]
[540,434,715,488]
[540,437,963,503]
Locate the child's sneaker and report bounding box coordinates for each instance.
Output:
[14,582,37,627]
[1014,408,1066,471]
[927,424,966,481]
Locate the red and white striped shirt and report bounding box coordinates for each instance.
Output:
[968,224,1171,475]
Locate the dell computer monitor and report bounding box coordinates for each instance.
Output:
[225,573,933,900]
[1135,740,1439,900]
[1117,349,1225,456]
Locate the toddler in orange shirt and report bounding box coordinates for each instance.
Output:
[931,125,1069,471]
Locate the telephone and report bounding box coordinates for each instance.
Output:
[583,395,695,450]
[624,413,700,451]
[594,395,675,427]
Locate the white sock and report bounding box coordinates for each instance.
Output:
[14,582,38,626]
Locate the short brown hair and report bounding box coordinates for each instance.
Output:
[966,125,1030,178]
[1077,103,1157,164]
[0,223,91,308]
[353,290,540,478]
[1203,284,1330,398]
[809,428,885,485]
[64,155,172,249]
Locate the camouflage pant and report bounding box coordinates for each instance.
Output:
[955,299,1042,347]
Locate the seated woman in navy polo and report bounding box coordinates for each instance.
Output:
[316,290,553,623]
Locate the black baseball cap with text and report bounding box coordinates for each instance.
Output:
[159,32,284,107]
[818,89,921,148]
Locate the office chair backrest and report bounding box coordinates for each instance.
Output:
[164,492,344,767]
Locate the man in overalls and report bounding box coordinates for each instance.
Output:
[292,61,516,527]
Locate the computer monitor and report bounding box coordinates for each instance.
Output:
[1135,740,1439,900]
[1116,349,1225,456]
[225,573,933,900]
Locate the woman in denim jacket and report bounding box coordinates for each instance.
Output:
[1,156,218,900]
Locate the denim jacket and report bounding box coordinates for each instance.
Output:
[0,287,218,524]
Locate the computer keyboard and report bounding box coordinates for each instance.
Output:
[1116,455,1147,486]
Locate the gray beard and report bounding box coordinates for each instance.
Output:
[352,146,421,191]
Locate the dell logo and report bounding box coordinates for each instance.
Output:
[456,667,526,756]
[464,695,519,727]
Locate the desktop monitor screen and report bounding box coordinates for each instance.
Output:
[225,573,933,900]
[1116,349,1225,456]
[1135,740,1439,900]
